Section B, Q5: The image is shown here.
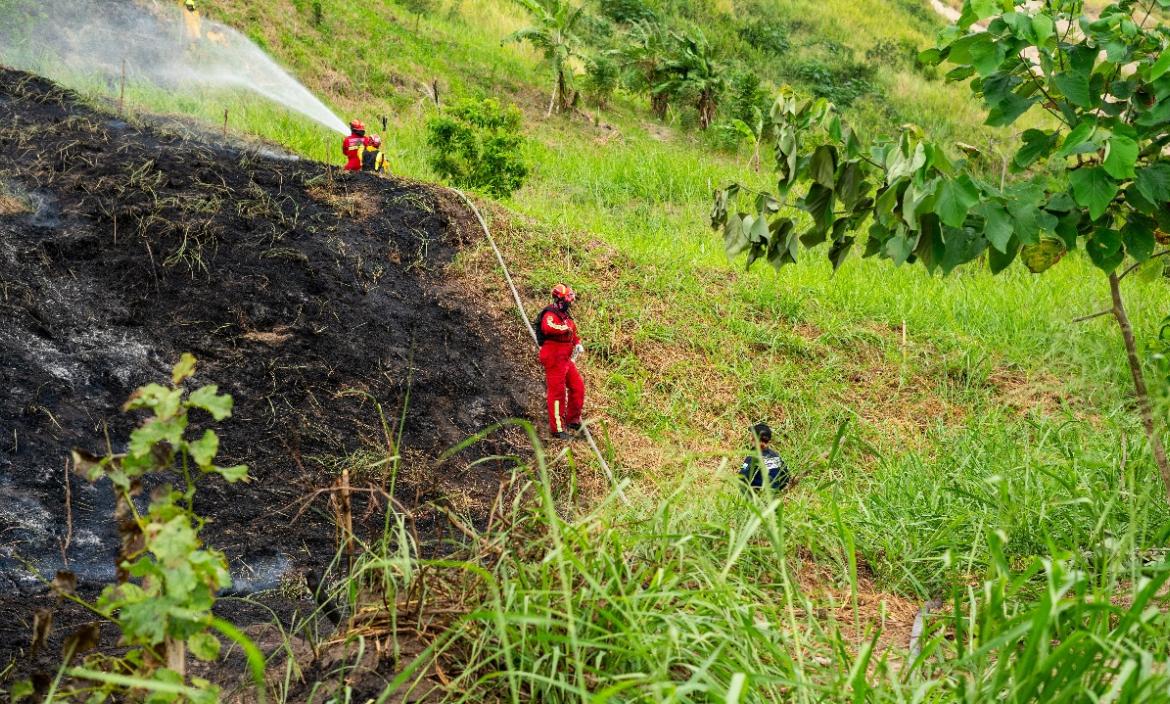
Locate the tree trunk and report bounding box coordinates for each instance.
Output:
[556,70,570,113]
[698,93,714,130]
[546,78,557,118]
[651,92,668,120]
[1110,271,1170,500]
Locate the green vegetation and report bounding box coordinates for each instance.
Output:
[11,0,1170,698]
[14,355,262,703]
[426,97,530,197]
[714,0,1170,496]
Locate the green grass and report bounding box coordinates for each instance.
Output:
[8,0,1170,699]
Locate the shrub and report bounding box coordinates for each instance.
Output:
[737,18,790,56]
[708,120,753,152]
[791,58,877,107]
[597,0,656,24]
[426,98,529,198]
[398,0,437,28]
[582,53,620,108]
[865,38,919,69]
[725,69,770,125]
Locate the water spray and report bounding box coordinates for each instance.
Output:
[0,0,349,135]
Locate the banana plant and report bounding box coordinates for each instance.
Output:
[504,0,587,116]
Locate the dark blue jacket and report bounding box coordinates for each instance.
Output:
[740,448,790,491]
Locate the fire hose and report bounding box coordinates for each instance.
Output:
[449,188,629,506]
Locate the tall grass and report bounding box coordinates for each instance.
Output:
[341,426,1170,703]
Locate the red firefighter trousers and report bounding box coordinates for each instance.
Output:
[540,346,584,433]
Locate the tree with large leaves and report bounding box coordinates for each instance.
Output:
[711,0,1170,498]
[657,30,726,129]
[504,0,587,116]
[614,19,674,119]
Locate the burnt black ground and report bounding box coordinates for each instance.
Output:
[0,68,539,668]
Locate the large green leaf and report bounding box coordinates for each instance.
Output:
[885,229,918,265]
[1135,164,1170,204]
[1013,129,1058,170]
[188,633,222,662]
[988,235,1021,273]
[171,353,197,385]
[828,234,855,271]
[1057,119,1098,157]
[948,33,1002,75]
[974,201,1013,252]
[836,161,865,208]
[936,176,981,227]
[1122,216,1156,261]
[1031,13,1054,44]
[1053,72,1093,108]
[724,213,749,257]
[1102,134,1138,180]
[1085,229,1125,271]
[1069,167,1119,220]
[1147,49,1170,82]
[809,145,837,189]
[803,183,835,231]
[188,385,233,421]
[940,227,987,274]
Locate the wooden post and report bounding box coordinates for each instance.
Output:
[118,58,126,117]
[339,467,354,574]
[222,109,228,139]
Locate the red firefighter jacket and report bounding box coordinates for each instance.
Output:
[539,307,579,360]
[342,134,367,171]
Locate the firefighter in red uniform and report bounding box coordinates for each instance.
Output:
[537,284,585,439]
[342,119,367,171]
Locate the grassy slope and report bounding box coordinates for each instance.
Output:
[21,0,1170,697]
[193,0,1168,591]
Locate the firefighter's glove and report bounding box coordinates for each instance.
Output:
[572,343,584,361]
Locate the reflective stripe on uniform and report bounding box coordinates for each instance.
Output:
[544,314,570,331]
[554,400,563,432]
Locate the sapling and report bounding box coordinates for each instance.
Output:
[712,0,1170,499]
[11,354,260,703]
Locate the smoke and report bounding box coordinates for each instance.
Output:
[0,0,349,134]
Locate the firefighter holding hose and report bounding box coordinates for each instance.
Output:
[342,120,367,171]
[536,284,585,440]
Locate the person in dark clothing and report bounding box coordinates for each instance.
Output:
[739,423,790,491]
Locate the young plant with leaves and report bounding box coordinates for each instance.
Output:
[582,52,620,109]
[426,97,529,197]
[13,354,262,703]
[711,0,1170,497]
[503,0,587,116]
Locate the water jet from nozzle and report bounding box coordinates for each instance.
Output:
[0,0,349,135]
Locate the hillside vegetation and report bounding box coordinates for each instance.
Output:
[6,0,1170,699]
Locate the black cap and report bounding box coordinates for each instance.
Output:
[752,423,772,443]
